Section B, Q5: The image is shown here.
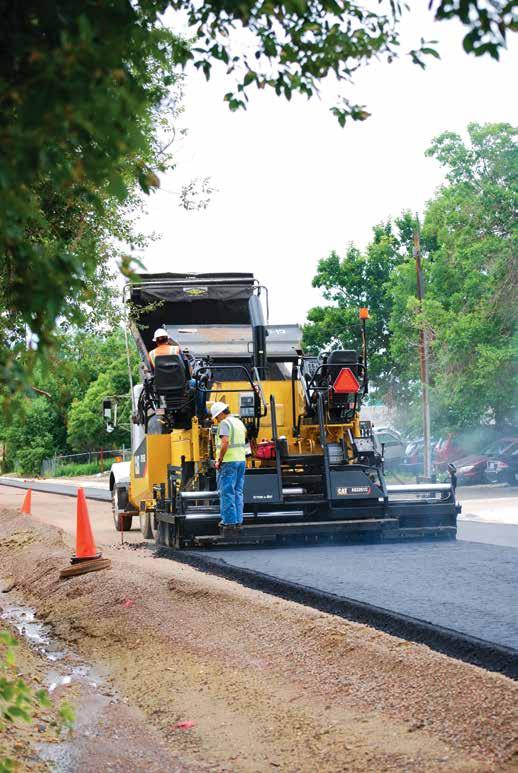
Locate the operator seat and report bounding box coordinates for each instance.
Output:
[326,350,358,381]
[153,354,188,411]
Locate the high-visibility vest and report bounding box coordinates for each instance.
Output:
[216,415,247,463]
[149,344,179,367]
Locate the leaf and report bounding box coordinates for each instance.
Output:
[58,701,76,730]
[421,47,440,58]
[35,689,52,707]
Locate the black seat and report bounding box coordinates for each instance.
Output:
[153,354,188,411]
[326,350,358,382]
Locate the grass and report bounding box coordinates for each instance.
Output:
[52,461,109,478]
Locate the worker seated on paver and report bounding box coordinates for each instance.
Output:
[148,328,181,368]
[211,401,247,530]
[149,330,208,420]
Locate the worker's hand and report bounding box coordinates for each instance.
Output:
[215,460,221,471]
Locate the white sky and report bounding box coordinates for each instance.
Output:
[137,3,518,324]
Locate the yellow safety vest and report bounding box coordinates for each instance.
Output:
[149,344,179,367]
[216,415,247,463]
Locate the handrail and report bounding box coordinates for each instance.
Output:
[387,483,452,493]
[196,364,267,418]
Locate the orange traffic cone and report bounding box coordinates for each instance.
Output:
[21,489,32,515]
[71,488,101,563]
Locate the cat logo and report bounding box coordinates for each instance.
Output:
[336,486,371,496]
[183,287,208,297]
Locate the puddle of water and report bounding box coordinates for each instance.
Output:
[1,604,66,660]
[0,597,114,771]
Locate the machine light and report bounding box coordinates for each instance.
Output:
[359,307,370,320]
[333,368,360,394]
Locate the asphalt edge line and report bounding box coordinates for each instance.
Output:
[160,547,518,681]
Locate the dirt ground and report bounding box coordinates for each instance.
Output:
[1,507,517,773]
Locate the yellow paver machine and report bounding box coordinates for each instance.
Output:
[109,272,459,548]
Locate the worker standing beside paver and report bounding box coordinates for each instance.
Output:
[211,402,247,529]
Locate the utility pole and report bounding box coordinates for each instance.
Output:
[413,217,432,479]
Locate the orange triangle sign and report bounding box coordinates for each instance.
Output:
[333,367,360,394]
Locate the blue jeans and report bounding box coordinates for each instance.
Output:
[218,461,245,525]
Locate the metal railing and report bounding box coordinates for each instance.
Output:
[41,449,130,478]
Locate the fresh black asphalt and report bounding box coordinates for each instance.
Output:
[190,538,518,652]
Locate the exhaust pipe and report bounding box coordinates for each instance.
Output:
[249,295,267,377]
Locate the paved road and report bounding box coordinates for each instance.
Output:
[0,476,111,502]
[191,538,518,651]
[458,484,517,525]
[459,520,518,548]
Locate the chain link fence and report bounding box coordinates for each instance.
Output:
[41,448,130,478]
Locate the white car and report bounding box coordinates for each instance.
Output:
[373,427,406,466]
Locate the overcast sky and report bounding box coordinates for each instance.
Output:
[137,3,518,324]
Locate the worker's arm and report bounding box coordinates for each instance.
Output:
[215,437,229,470]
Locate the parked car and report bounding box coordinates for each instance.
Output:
[452,453,492,485]
[373,427,405,467]
[434,433,467,472]
[485,437,518,485]
[402,437,437,474]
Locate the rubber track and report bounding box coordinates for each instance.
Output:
[157,546,518,681]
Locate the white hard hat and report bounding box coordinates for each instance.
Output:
[210,401,229,420]
[152,328,168,341]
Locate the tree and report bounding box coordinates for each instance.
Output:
[303,214,416,402]
[1,2,184,391]
[419,123,517,430]
[1,2,515,394]
[385,123,517,432]
[66,365,133,452]
[2,396,61,474]
[305,123,517,434]
[172,0,515,118]
[0,329,136,472]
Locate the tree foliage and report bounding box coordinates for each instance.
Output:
[1,1,515,395]
[419,122,517,429]
[173,0,515,120]
[304,214,416,400]
[0,329,136,473]
[0,1,184,389]
[67,352,136,452]
[304,123,517,433]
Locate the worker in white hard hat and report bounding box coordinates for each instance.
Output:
[148,328,180,368]
[211,401,247,530]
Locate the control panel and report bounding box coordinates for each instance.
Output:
[239,392,255,417]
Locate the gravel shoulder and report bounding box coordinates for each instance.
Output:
[1,507,517,772]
